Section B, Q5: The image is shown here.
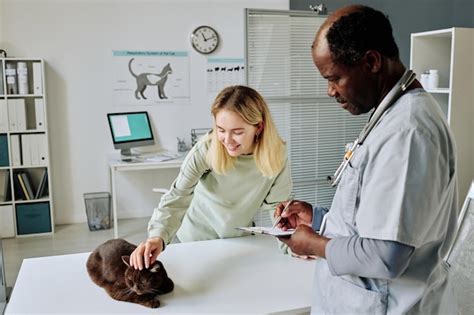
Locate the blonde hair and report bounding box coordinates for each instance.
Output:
[206,85,285,177]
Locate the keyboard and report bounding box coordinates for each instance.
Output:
[137,151,183,162]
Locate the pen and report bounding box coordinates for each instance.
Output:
[272,198,294,228]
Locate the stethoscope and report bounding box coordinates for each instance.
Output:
[327,69,417,187]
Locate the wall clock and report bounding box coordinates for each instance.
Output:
[191,25,219,54]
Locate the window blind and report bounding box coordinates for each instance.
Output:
[246,9,368,215]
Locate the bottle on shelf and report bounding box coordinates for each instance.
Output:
[420,71,429,88]
[427,69,439,89]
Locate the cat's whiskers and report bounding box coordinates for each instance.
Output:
[124,287,135,296]
[150,288,163,295]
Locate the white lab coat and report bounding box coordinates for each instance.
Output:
[312,89,459,314]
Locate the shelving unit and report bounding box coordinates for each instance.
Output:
[410,27,474,200]
[0,58,54,237]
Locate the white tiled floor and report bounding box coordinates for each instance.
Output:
[2,218,149,288]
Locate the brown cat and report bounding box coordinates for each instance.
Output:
[86,239,174,308]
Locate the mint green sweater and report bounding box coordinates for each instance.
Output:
[148,134,292,244]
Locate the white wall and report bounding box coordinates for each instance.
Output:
[0,1,3,43]
[1,0,288,224]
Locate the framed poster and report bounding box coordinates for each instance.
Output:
[112,50,190,106]
[207,57,245,95]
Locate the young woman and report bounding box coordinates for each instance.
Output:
[130,85,292,269]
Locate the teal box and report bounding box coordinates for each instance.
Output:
[16,202,52,235]
[0,134,9,167]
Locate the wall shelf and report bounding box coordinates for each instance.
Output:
[410,27,474,199]
[0,58,54,238]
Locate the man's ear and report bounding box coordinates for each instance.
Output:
[363,50,382,73]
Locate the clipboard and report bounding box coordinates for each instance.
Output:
[236,227,295,237]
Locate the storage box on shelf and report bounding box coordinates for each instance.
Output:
[410,27,474,200]
[0,58,54,238]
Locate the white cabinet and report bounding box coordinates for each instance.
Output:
[410,27,474,201]
[0,205,14,238]
[0,58,54,237]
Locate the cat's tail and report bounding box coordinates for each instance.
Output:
[128,58,138,78]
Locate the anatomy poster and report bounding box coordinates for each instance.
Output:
[112,50,190,106]
[207,58,245,95]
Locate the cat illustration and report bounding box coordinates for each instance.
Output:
[128,58,172,100]
[86,239,174,308]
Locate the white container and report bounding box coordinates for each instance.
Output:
[420,73,429,88]
[5,63,18,94]
[17,62,29,95]
[428,69,439,90]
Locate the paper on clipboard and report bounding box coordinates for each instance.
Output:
[236,227,295,237]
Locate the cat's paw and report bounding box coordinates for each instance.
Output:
[146,298,161,309]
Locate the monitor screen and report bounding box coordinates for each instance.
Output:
[107,111,154,157]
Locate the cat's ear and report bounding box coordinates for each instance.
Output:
[121,255,131,267]
[150,262,161,273]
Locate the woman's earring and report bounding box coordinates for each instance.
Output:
[255,131,261,143]
[255,121,263,142]
[255,123,263,142]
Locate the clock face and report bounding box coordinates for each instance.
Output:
[191,26,219,54]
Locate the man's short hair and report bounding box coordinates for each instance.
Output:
[326,6,399,66]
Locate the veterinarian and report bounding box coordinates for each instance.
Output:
[131,85,292,270]
[276,5,459,314]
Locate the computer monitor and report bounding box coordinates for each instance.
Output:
[107,111,155,158]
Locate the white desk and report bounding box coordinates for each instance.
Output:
[109,157,183,238]
[6,236,315,314]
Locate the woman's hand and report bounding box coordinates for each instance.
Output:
[130,237,164,270]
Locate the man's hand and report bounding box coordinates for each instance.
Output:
[278,225,330,258]
[274,200,313,230]
[130,237,164,270]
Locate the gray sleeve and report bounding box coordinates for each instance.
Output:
[312,206,329,231]
[326,235,414,279]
